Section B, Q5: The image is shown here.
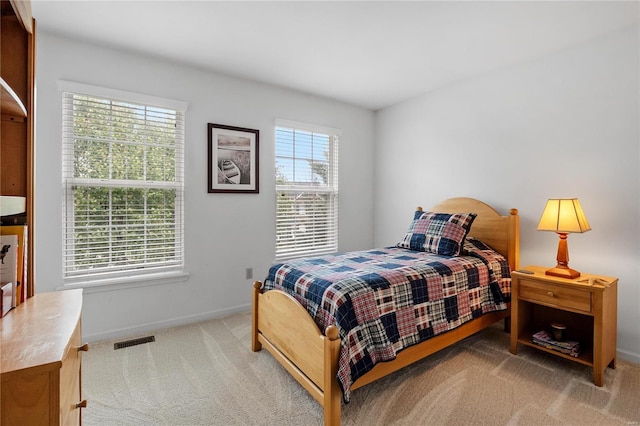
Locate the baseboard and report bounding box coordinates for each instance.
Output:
[84,303,252,343]
[617,348,640,365]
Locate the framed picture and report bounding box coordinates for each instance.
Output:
[208,123,259,193]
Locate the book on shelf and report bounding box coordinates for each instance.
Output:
[1,281,13,317]
[0,234,19,308]
[0,225,27,307]
[532,330,580,357]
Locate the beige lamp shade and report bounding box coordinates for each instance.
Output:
[537,198,591,234]
[0,196,26,216]
[537,198,590,279]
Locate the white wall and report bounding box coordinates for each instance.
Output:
[374,26,640,363]
[35,33,375,342]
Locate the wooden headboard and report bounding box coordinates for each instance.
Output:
[426,197,520,271]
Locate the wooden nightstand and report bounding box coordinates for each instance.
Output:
[510,266,617,386]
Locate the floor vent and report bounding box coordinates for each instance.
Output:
[114,336,155,350]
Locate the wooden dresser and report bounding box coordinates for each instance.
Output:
[1,289,87,425]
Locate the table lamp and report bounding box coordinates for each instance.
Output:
[537,198,591,279]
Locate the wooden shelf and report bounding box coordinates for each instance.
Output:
[516,331,593,367]
[8,0,33,33]
[1,76,27,118]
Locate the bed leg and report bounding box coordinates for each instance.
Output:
[323,325,341,426]
[252,281,263,352]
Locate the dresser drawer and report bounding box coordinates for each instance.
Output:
[519,279,592,313]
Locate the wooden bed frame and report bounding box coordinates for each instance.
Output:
[251,197,520,425]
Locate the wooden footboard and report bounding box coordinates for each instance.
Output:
[252,281,341,426]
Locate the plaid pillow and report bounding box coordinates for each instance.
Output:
[397,211,477,256]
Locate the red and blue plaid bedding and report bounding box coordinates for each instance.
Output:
[264,238,511,402]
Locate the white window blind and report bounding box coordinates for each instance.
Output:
[275,121,339,260]
[60,82,186,285]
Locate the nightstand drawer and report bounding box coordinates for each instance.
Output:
[519,280,592,313]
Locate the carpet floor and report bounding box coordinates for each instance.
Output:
[82,312,640,425]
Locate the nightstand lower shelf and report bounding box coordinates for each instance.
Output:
[516,332,594,367]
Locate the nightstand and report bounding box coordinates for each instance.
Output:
[510,266,617,386]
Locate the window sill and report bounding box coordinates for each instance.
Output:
[58,271,190,294]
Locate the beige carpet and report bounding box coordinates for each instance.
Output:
[83,312,640,425]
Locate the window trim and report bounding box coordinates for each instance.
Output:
[275,119,342,138]
[59,80,188,288]
[57,80,188,112]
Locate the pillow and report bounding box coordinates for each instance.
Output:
[396,211,477,256]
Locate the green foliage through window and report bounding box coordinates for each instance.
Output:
[62,88,185,282]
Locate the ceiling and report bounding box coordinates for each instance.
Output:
[31,1,639,111]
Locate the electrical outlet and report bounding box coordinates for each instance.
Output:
[245,267,253,280]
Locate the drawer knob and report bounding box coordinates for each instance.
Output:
[547,291,555,297]
[77,343,89,352]
[76,400,87,409]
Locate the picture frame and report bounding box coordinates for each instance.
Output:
[208,123,259,193]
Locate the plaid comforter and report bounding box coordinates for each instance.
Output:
[264,238,511,402]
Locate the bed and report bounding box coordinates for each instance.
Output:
[251,197,519,425]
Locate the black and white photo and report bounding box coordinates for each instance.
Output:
[208,123,259,193]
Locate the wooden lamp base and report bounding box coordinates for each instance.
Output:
[546,232,581,279]
[545,265,580,279]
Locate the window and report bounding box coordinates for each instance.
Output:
[275,120,340,260]
[59,81,187,285]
